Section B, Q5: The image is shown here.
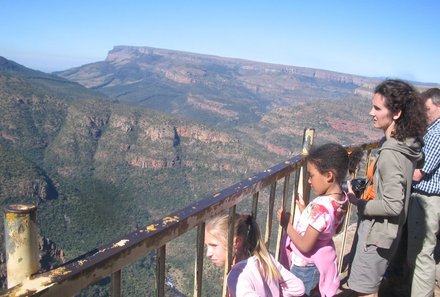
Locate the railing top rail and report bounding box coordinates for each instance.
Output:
[2,152,310,296]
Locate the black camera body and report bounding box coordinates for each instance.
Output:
[351,178,367,193]
[342,178,367,197]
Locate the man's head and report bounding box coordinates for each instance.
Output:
[422,88,440,124]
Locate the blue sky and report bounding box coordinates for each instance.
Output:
[1,0,439,84]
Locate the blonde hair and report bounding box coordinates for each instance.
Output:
[206,213,281,281]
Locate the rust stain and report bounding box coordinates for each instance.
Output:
[162,216,179,225]
[14,267,72,295]
[98,248,109,253]
[146,224,158,232]
[112,239,129,248]
[5,213,16,223]
[50,267,70,278]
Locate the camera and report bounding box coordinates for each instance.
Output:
[342,178,367,197]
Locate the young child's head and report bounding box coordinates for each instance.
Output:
[205,213,281,280]
[205,213,256,267]
[306,143,349,195]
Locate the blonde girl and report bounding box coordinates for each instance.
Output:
[205,213,304,297]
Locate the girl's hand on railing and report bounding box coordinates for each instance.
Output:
[277,208,292,228]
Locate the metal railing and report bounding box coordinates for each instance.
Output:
[1,129,380,297]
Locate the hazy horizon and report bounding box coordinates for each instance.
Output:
[1,1,439,84]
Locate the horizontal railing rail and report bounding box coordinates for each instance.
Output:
[1,129,380,297]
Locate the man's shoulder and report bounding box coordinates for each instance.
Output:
[424,126,440,143]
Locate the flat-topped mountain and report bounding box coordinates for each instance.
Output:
[55,45,389,152]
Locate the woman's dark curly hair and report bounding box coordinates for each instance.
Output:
[374,79,427,141]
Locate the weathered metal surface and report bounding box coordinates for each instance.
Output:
[223,206,236,297]
[110,270,121,297]
[264,182,277,247]
[193,223,205,297]
[251,192,259,219]
[275,174,290,260]
[156,246,166,297]
[3,204,39,289]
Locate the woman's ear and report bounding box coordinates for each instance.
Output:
[392,110,402,120]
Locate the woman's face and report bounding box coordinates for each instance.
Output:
[204,228,226,267]
[369,93,394,133]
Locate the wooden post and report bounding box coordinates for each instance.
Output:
[3,204,39,288]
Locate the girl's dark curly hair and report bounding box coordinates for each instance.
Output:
[308,142,349,183]
[374,79,427,141]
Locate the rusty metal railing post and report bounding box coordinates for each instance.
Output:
[223,206,236,297]
[279,128,314,259]
[293,128,315,219]
[3,204,39,289]
[193,223,205,297]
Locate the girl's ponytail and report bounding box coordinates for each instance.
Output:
[244,215,281,281]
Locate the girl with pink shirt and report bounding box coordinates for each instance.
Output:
[205,213,305,297]
[277,143,350,297]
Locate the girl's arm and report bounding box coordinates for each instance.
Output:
[277,208,320,253]
[284,223,320,254]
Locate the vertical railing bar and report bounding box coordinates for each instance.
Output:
[223,206,236,297]
[275,173,290,260]
[301,160,311,205]
[251,192,259,219]
[290,166,301,222]
[300,128,314,206]
[111,270,121,297]
[194,223,205,297]
[264,182,277,247]
[156,245,166,297]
